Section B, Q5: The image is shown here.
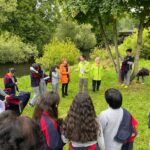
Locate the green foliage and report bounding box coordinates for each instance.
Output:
[2,0,60,53]
[119,28,150,59]
[0,32,38,64]
[0,0,17,24]
[54,20,96,51]
[118,15,139,31]
[36,39,80,69]
[90,47,109,60]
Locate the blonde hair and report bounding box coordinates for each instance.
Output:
[95,57,100,62]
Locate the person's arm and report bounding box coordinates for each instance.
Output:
[61,134,69,144]
[30,67,38,73]
[97,112,108,133]
[0,89,7,97]
[84,62,90,73]
[60,66,69,75]
[52,72,59,79]
[97,124,105,150]
[127,57,134,65]
[4,77,16,88]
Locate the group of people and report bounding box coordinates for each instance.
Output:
[0,49,149,150]
[0,89,138,150]
[28,54,103,107]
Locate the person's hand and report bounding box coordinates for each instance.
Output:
[4,95,10,102]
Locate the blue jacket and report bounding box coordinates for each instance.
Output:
[40,112,63,150]
[115,109,137,150]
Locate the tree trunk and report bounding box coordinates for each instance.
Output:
[113,18,121,82]
[132,19,144,78]
[98,16,117,73]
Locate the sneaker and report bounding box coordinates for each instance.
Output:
[121,84,125,87]
[124,85,128,89]
[28,103,34,107]
[141,82,144,84]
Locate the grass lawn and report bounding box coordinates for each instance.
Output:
[0,59,150,150]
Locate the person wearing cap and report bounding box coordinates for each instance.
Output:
[4,68,18,95]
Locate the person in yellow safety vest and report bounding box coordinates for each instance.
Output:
[91,57,103,92]
[78,54,90,93]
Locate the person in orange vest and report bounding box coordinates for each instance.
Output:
[60,59,70,97]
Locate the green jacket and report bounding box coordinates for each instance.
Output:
[91,63,103,80]
[78,61,90,78]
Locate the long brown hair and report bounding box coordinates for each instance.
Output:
[61,93,99,143]
[33,91,60,122]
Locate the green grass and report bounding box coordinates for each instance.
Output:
[0,59,150,150]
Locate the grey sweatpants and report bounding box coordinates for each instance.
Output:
[39,79,47,94]
[30,86,41,105]
[79,78,88,93]
[124,70,131,86]
[52,83,59,93]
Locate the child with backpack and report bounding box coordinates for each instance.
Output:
[33,91,63,150]
[97,89,138,150]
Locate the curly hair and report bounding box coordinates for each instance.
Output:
[61,93,99,143]
[0,110,45,150]
[33,91,60,122]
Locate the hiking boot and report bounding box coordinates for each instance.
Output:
[121,84,125,87]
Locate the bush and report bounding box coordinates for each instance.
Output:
[90,47,109,60]
[119,28,150,59]
[54,20,96,51]
[90,47,113,68]
[36,39,80,69]
[0,32,38,63]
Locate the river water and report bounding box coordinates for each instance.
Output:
[0,64,31,77]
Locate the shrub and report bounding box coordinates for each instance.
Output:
[119,28,150,59]
[36,39,80,69]
[54,20,96,51]
[0,32,38,64]
[90,47,109,60]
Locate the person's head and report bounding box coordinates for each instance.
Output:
[33,91,60,122]
[61,93,99,143]
[105,88,122,109]
[50,65,58,76]
[51,65,57,72]
[37,63,43,71]
[8,68,16,77]
[62,58,68,66]
[80,54,86,62]
[0,110,45,150]
[32,63,39,71]
[95,57,100,65]
[126,48,132,56]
